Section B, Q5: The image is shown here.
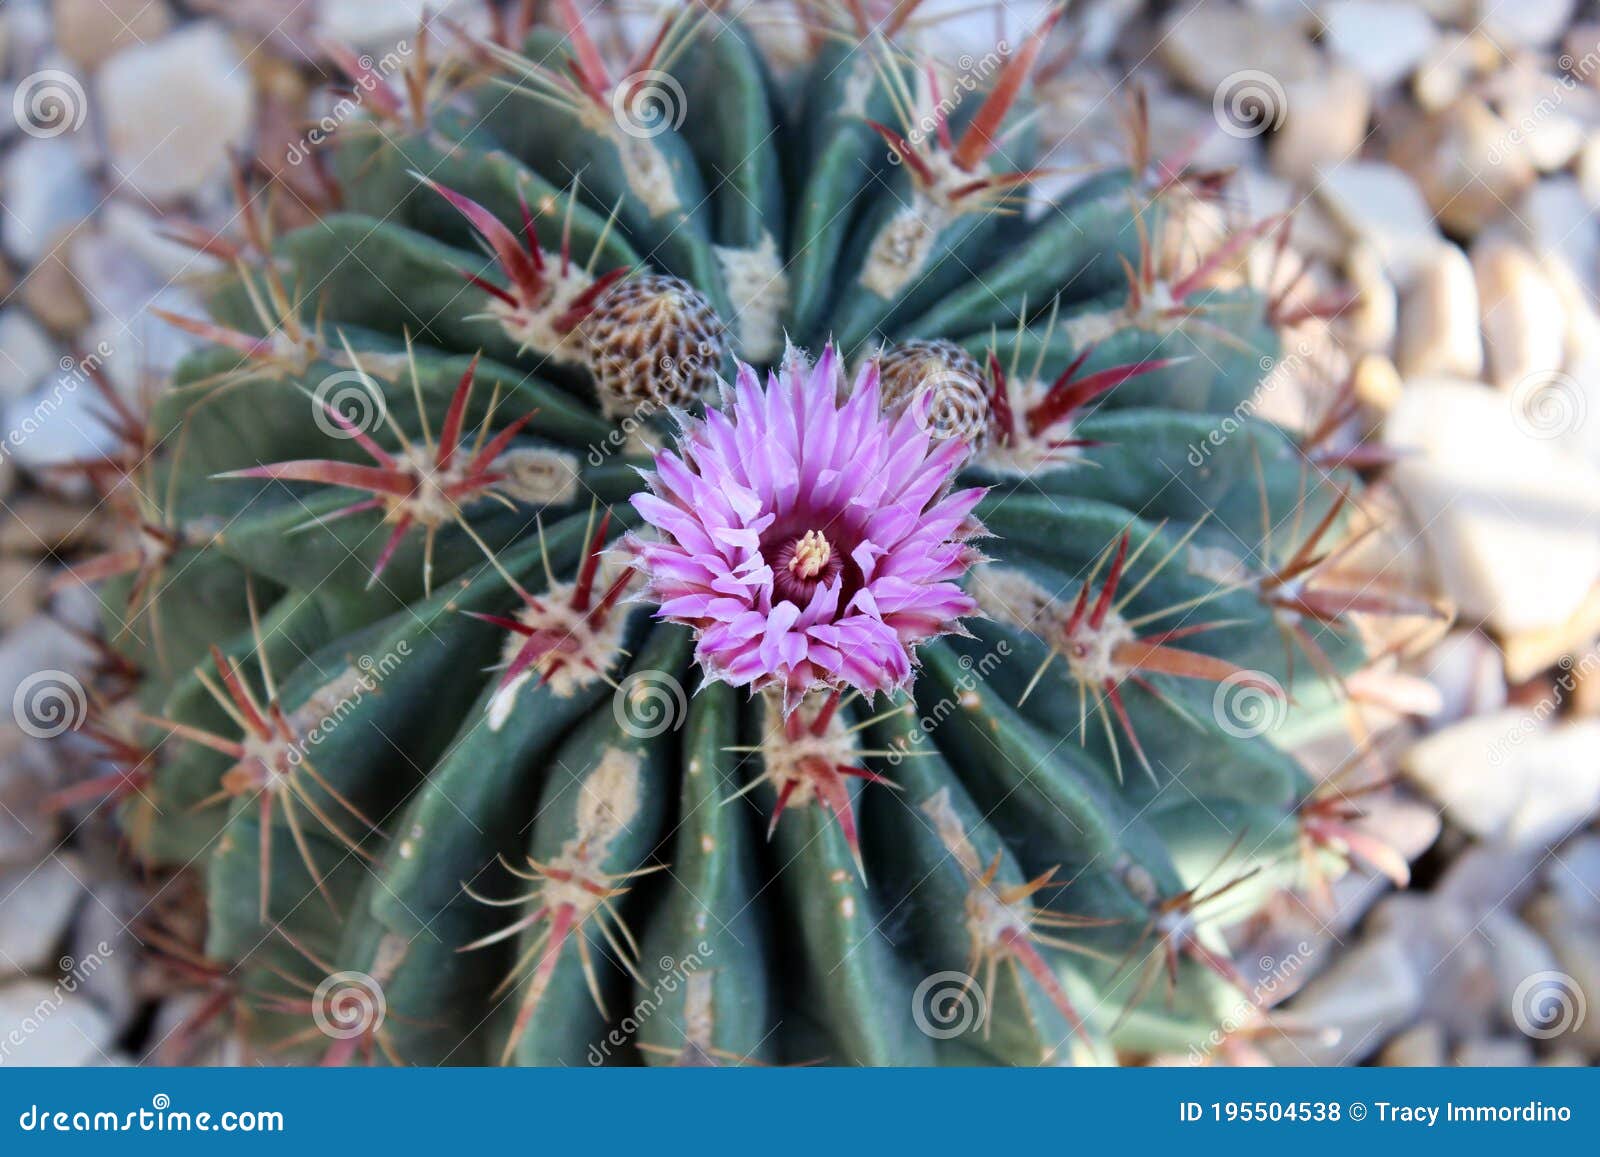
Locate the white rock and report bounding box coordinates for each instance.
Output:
[1270,63,1371,182]
[1471,237,1566,391]
[1323,2,1439,90]
[97,24,253,202]
[0,370,120,472]
[1159,1,1321,98]
[1487,65,1593,173]
[1384,378,1600,632]
[1520,177,1599,300]
[1546,836,1600,925]
[1315,161,1443,286]
[1476,0,1576,49]
[0,136,98,265]
[1393,97,1533,236]
[99,201,223,284]
[1265,934,1424,1065]
[0,311,60,406]
[0,978,115,1065]
[1454,1037,1537,1065]
[311,0,484,50]
[0,856,84,976]
[1404,713,1600,848]
[1396,243,1482,378]
[68,886,140,1035]
[1438,843,1544,910]
[1380,1020,1448,1066]
[1523,894,1600,1050]
[0,613,98,720]
[1416,630,1506,727]
[1482,910,1563,1022]
[1343,243,1399,352]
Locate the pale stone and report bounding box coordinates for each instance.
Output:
[0,311,60,405]
[0,136,98,265]
[1264,934,1424,1065]
[0,978,115,1065]
[1454,1037,1537,1065]
[1523,893,1600,1050]
[1323,2,1439,90]
[1270,63,1371,182]
[1390,97,1534,236]
[1159,1,1321,98]
[1396,243,1482,378]
[1315,161,1442,286]
[97,24,254,202]
[1417,630,1506,727]
[52,0,171,70]
[1477,0,1576,49]
[1380,1020,1447,1066]
[1472,237,1567,391]
[1403,713,1600,848]
[0,856,84,976]
[1343,244,1399,352]
[1384,378,1600,633]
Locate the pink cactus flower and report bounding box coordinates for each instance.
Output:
[627,344,985,710]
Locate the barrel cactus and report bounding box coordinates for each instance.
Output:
[65,2,1417,1066]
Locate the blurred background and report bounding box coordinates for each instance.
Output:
[0,0,1596,1066]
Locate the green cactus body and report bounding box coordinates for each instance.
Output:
[77,7,1408,1067]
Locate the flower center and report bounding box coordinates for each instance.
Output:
[770,526,847,606]
[788,530,832,580]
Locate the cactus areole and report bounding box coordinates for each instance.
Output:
[64,4,1412,1067]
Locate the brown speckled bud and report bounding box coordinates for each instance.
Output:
[582,274,726,419]
[876,339,990,448]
